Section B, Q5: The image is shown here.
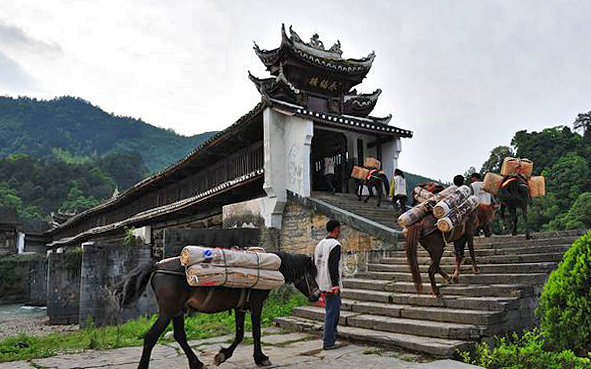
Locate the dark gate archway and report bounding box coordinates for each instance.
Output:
[311,129,349,193]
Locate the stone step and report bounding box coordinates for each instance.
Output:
[343,279,533,297]
[363,262,557,275]
[471,230,585,244]
[380,252,565,266]
[387,244,571,258]
[340,289,519,311]
[274,316,472,357]
[340,299,506,325]
[472,236,579,248]
[358,271,548,285]
[292,305,481,340]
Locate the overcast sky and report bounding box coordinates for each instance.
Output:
[1,0,590,180]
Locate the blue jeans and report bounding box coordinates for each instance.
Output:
[323,293,341,347]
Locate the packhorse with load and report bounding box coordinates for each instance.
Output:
[114,246,320,369]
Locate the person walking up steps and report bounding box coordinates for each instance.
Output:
[323,156,336,194]
[390,169,408,212]
[314,220,345,350]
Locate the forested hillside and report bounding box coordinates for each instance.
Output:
[0,95,218,226]
[0,96,216,172]
[0,152,148,226]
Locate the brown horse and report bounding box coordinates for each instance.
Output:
[114,252,320,369]
[405,204,495,297]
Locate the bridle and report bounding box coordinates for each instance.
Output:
[294,271,318,298]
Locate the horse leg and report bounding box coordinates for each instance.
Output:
[376,183,382,208]
[138,314,171,369]
[500,204,507,233]
[364,185,373,203]
[451,238,465,283]
[250,302,271,366]
[467,234,479,274]
[523,206,531,239]
[356,181,362,200]
[173,315,204,369]
[214,309,246,366]
[510,207,518,236]
[427,244,444,298]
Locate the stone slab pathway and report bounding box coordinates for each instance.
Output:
[0,329,483,369]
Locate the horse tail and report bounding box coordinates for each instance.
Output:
[379,173,390,197]
[114,260,157,308]
[405,224,423,294]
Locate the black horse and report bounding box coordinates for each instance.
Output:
[353,171,390,207]
[497,175,531,239]
[114,252,320,369]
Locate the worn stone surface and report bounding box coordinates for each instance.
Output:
[79,244,157,328]
[47,252,82,325]
[0,330,483,369]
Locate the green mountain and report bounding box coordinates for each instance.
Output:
[0,96,217,172]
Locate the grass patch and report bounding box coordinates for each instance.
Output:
[0,286,307,362]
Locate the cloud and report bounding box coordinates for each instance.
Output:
[0,21,62,56]
[0,51,36,91]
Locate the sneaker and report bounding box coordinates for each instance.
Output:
[323,343,346,350]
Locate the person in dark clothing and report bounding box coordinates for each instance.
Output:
[313,220,344,350]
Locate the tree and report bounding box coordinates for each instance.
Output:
[573,110,591,142]
[537,231,591,355]
[542,153,591,211]
[60,185,100,213]
[546,192,591,231]
[480,146,515,174]
[511,126,585,175]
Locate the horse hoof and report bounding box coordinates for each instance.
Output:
[214,352,226,366]
[257,359,272,367]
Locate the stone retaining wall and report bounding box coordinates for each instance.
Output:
[79,244,157,328]
[47,252,82,324]
[280,201,399,274]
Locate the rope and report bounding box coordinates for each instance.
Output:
[221,248,228,287]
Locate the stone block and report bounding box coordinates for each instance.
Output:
[47,252,82,325]
[79,244,157,327]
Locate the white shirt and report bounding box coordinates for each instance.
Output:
[471,181,492,205]
[394,175,407,196]
[323,157,335,175]
[314,238,343,292]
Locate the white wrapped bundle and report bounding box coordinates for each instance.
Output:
[185,264,285,290]
[413,187,436,203]
[398,202,430,228]
[181,246,281,270]
[436,195,479,233]
[433,185,472,219]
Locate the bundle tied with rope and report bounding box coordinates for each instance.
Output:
[180,246,284,290]
[398,185,479,233]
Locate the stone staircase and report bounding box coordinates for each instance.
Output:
[276,230,585,357]
[311,192,402,231]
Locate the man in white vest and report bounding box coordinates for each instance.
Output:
[314,219,344,350]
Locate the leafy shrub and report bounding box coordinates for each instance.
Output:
[459,329,591,369]
[536,231,591,354]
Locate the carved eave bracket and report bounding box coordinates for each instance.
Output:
[248,69,303,105]
[343,88,382,117]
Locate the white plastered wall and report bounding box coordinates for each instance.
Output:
[261,107,313,228]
